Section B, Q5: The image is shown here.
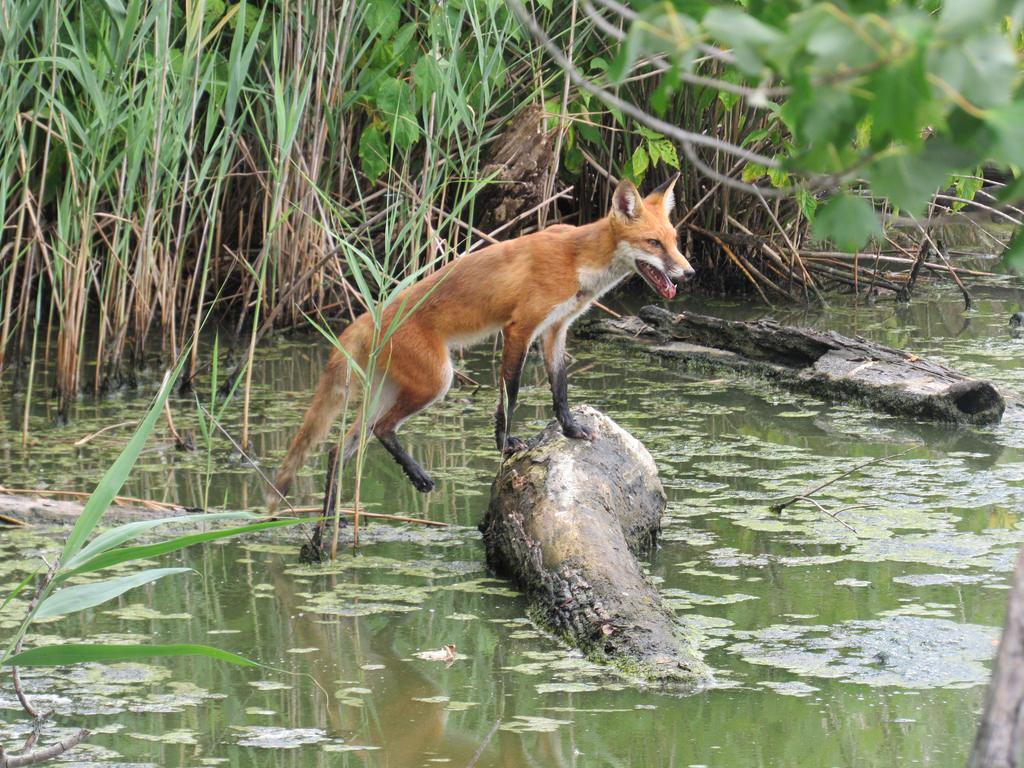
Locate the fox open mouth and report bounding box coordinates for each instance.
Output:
[637,260,676,299]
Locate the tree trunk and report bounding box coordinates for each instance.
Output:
[969,546,1024,768]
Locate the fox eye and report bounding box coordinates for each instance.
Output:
[646,239,662,250]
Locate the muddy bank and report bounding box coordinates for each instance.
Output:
[480,405,710,684]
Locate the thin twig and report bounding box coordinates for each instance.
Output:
[769,447,915,514]
[593,301,621,318]
[10,561,59,721]
[506,0,779,167]
[194,399,297,516]
[466,718,502,768]
[288,506,449,527]
[72,420,135,447]
[792,496,861,533]
[913,224,972,310]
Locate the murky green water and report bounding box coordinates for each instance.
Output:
[2,274,1023,767]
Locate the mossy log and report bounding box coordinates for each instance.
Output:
[593,305,1005,426]
[480,405,710,685]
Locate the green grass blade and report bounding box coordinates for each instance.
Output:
[36,567,193,619]
[4,643,258,668]
[64,517,315,576]
[1,567,41,615]
[62,511,260,572]
[61,362,184,563]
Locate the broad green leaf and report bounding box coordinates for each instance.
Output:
[811,193,882,252]
[61,364,183,563]
[376,79,419,151]
[869,52,928,147]
[742,163,768,183]
[932,32,1016,109]
[392,22,417,56]
[607,21,647,84]
[951,174,984,211]
[804,15,874,70]
[796,188,818,221]
[703,8,782,74]
[985,104,1024,169]
[364,0,399,39]
[767,167,789,188]
[1004,231,1024,274]
[4,643,257,668]
[66,518,313,576]
[36,567,192,619]
[867,150,950,214]
[413,54,443,98]
[939,0,999,35]
[359,124,388,181]
[632,145,649,179]
[718,88,739,111]
[654,140,679,169]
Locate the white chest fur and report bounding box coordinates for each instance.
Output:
[535,248,634,340]
[578,243,635,297]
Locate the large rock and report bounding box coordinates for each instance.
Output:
[480,405,710,685]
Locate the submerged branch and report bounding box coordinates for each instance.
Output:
[0,729,91,768]
[768,447,915,515]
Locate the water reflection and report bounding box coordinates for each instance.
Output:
[0,277,1022,766]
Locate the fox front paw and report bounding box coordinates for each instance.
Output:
[406,468,436,493]
[501,436,529,456]
[562,421,593,441]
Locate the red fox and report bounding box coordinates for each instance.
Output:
[267,174,694,508]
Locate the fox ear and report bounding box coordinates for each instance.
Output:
[611,179,641,221]
[647,172,680,216]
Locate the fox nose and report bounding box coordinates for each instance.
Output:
[679,266,696,281]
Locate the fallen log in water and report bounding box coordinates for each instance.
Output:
[480,405,710,685]
[592,305,1005,426]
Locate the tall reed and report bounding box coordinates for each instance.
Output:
[0,0,572,426]
[1,0,1008,428]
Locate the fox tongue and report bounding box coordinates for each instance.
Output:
[638,261,676,299]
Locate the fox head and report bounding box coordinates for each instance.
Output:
[608,174,695,299]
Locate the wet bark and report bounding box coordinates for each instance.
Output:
[969,546,1024,768]
[474,105,555,233]
[480,405,710,685]
[591,305,1005,426]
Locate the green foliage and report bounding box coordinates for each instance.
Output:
[812,194,883,252]
[611,0,1024,253]
[1004,231,1024,273]
[2,364,311,669]
[629,127,681,184]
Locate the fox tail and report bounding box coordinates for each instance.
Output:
[266,326,365,513]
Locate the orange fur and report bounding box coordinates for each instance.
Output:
[267,177,694,508]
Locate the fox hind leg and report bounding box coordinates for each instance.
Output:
[494,326,531,455]
[371,353,452,493]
